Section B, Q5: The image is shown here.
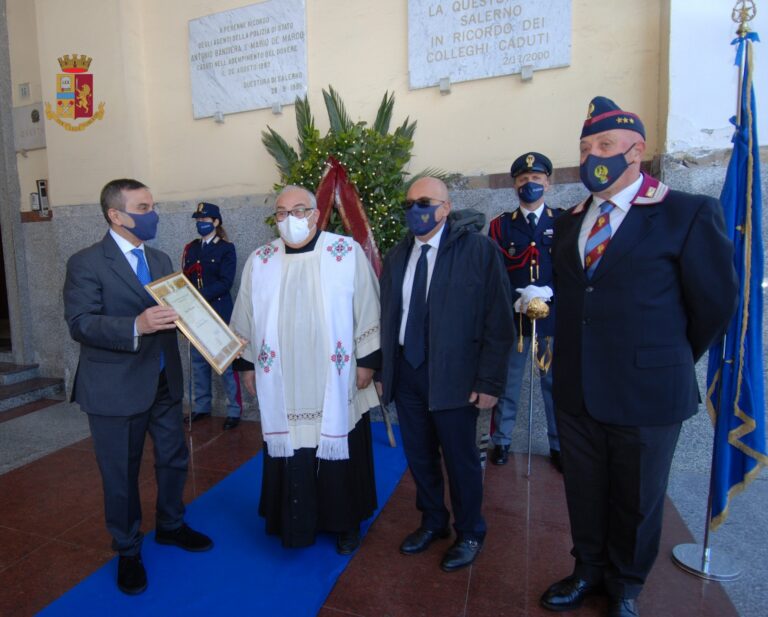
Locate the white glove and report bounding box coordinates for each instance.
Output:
[514,285,553,313]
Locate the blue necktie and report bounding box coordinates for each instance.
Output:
[130,248,164,370]
[130,248,151,285]
[403,245,431,369]
[527,212,537,231]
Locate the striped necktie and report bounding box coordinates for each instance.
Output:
[584,201,615,278]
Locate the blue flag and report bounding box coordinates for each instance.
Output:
[706,31,767,531]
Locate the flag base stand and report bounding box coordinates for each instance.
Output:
[671,543,741,581]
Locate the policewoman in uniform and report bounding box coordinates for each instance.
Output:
[182,202,242,429]
[487,152,561,469]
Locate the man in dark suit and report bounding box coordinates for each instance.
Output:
[538,98,738,617]
[379,177,513,572]
[64,179,213,595]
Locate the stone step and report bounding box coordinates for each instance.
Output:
[0,377,64,412]
[0,362,40,386]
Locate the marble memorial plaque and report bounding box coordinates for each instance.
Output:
[189,0,307,118]
[408,0,571,89]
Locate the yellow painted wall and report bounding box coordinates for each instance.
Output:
[33,0,151,207]
[8,0,48,208]
[13,0,664,206]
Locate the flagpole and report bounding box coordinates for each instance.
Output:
[671,0,756,581]
[734,1,752,125]
[671,339,741,580]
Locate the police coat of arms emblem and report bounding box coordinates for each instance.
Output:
[45,54,105,131]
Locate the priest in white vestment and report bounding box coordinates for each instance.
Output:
[230,185,381,554]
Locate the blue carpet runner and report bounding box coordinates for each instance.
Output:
[39,422,406,617]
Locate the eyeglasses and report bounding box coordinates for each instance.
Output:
[274,207,315,221]
[403,198,446,210]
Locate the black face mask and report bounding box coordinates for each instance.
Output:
[579,143,637,193]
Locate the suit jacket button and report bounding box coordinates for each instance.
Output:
[585,286,594,293]
[582,318,590,325]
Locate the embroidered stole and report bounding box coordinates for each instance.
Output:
[250,232,356,460]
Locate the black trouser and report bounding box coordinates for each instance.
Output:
[88,372,189,556]
[394,354,486,540]
[557,408,681,599]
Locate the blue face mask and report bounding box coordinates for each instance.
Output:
[517,181,545,204]
[123,210,159,241]
[196,221,215,237]
[580,143,637,193]
[405,203,441,237]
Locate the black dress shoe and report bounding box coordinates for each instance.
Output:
[540,575,601,611]
[336,529,361,555]
[155,523,213,552]
[223,417,240,430]
[190,412,211,423]
[440,537,482,572]
[399,527,451,555]
[490,445,509,466]
[117,554,147,595]
[608,597,639,617]
[550,449,563,473]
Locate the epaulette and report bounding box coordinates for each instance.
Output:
[570,196,592,215]
[631,174,669,205]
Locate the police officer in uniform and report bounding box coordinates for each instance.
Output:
[487,152,562,470]
[182,202,242,429]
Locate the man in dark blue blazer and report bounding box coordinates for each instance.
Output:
[539,98,738,617]
[379,177,513,572]
[64,179,213,595]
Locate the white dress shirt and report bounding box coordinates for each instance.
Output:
[398,222,446,345]
[578,174,643,261]
[109,228,145,275]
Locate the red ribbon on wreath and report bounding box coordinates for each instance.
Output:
[315,156,383,277]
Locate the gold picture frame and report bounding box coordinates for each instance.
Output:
[145,271,244,375]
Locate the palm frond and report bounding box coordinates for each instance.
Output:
[261,126,298,179]
[393,116,417,142]
[405,167,452,189]
[322,85,353,133]
[373,91,395,135]
[294,95,315,156]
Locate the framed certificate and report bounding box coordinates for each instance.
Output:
[145,271,245,375]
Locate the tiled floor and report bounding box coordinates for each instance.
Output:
[0,413,738,617]
[0,414,262,617]
[321,452,738,617]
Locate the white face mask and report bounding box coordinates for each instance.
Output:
[277,214,313,245]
